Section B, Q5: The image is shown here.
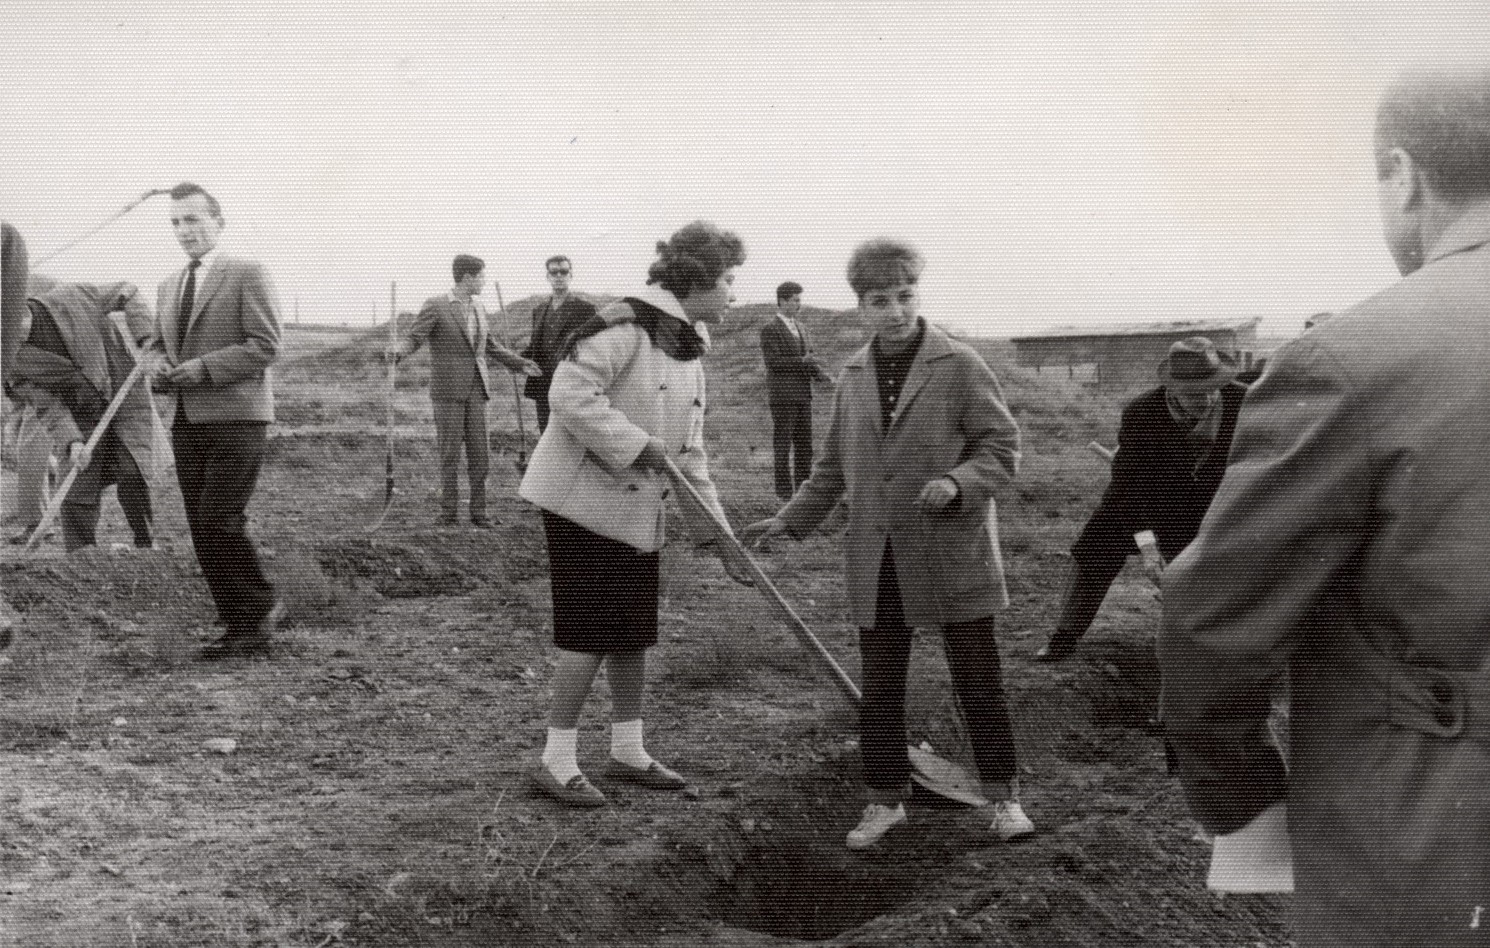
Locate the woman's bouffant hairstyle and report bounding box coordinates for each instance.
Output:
[646,221,746,299]
[846,239,925,299]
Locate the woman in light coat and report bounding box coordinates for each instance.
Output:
[743,238,1030,850]
[519,221,750,808]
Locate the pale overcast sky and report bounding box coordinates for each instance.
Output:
[5,1,1489,337]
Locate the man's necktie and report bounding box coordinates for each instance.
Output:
[177,259,200,352]
[468,304,479,348]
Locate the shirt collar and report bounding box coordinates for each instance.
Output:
[871,318,926,363]
[1425,203,1490,265]
[188,248,218,274]
[631,283,709,350]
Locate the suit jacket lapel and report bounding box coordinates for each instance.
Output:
[453,298,478,349]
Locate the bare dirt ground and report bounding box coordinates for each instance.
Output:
[0,303,1290,947]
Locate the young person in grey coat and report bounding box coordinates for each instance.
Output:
[743,239,1032,850]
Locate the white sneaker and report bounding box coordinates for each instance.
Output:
[988,800,1035,841]
[846,803,906,850]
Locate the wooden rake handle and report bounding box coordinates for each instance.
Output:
[25,358,148,550]
[662,456,863,706]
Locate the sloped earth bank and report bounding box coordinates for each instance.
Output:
[1,322,1290,946]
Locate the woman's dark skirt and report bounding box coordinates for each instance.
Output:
[541,510,660,653]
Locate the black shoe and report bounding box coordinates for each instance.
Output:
[1036,630,1081,663]
[470,516,497,530]
[199,634,272,661]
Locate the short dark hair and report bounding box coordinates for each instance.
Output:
[776,281,803,303]
[452,254,485,283]
[545,255,571,272]
[645,221,746,299]
[846,239,925,299]
[169,182,222,221]
[1376,66,1490,202]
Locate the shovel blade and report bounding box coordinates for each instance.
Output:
[908,746,989,807]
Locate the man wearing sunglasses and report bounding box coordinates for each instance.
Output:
[522,256,597,432]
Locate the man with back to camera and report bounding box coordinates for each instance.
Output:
[1036,336,1248,662]
[760,280,831,499]
[1159,66,1490,947]
[521,255,597,433]
[389,255,539,528]
[144,182,284,661]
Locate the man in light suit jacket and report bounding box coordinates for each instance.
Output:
[760,281,831,499]
[391,255,538,528]
[145,182,284,661]
[521,255,597,432]
[1160,67,1490,948]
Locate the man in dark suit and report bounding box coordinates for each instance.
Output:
[1037,337,1247,662]
[145,182,283,660]
[392,255,538,528]
[760,281,830,499]
[521,255,597,432]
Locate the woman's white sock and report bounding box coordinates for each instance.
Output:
[541,727,581,783]
[610,719,654,769]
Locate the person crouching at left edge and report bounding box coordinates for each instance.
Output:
[518,221,753,808]
[742,238,1033,850]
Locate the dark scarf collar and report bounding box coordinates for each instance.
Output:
[561,285,708,362]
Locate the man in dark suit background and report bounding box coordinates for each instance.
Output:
[521,255,597,432]
[1037,337,1247,662]
[391,255,538,528]
[760,281,830,499]
[145,182,283,660]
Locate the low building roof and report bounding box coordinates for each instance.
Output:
[1011,317,1260,343]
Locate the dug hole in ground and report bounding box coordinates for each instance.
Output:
[0,307,1289,946]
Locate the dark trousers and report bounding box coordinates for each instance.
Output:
[1057,555,1127,638]
[769,401,813,499]
[60,430,153,551]
[172,421,275,638]
[860,547,1019,798]
[534,395,551,434]
[432,396,489,519]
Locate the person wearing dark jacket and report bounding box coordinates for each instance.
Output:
[759,281,831,498]
[521,255,597,432]
[1037,336,1246,662]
